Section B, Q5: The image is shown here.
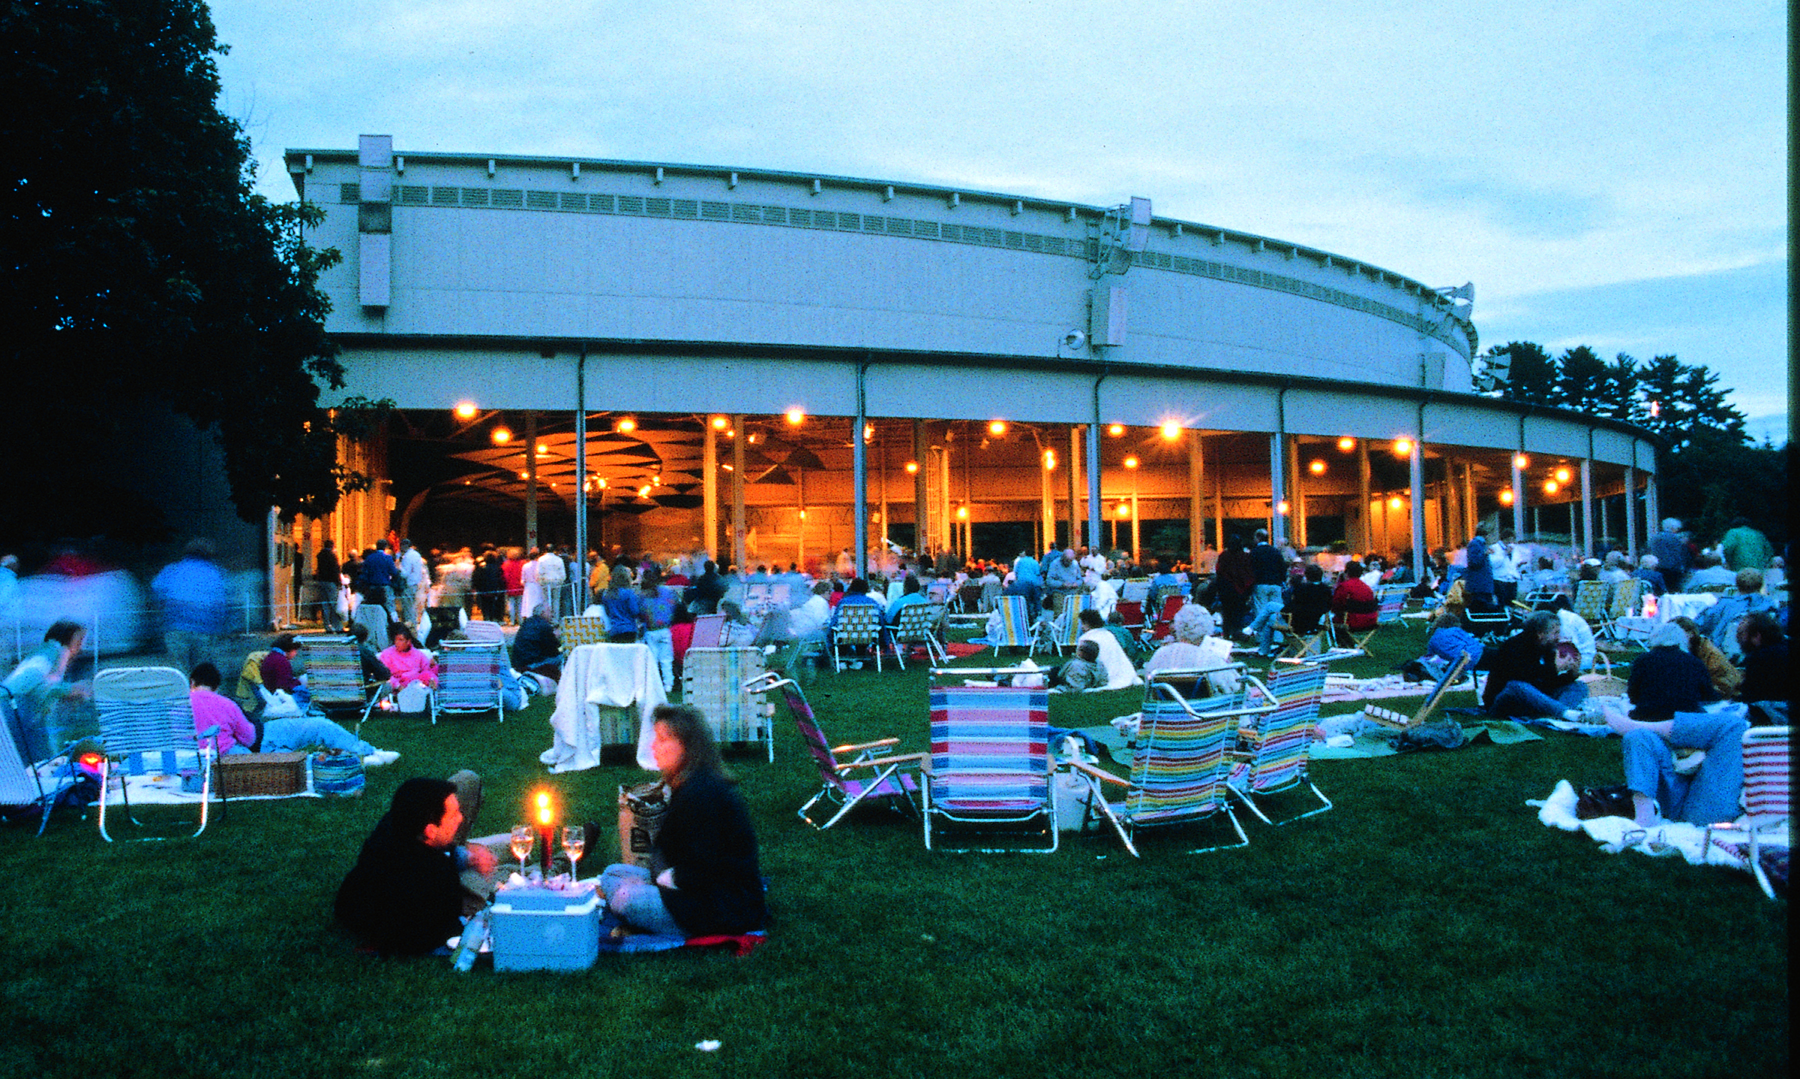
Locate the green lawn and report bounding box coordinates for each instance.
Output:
[1,626,1786,1079]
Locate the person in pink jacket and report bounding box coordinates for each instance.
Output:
[378,626,438,690]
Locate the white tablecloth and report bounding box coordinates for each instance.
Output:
[540,644,666,773]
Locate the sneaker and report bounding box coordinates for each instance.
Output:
[1561,709,1584,723]
[362,749,401,767]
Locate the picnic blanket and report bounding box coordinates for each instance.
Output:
[595,910,766,956]
[1075,716,1541,765]
[31,758,322,804]
[1529,779,1750,867]
[1320,672,1479,703]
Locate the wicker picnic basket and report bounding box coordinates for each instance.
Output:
[216,752,308,797]
[1579,652,1627,698]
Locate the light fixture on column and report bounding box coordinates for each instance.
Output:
[1115,502,1130,518]
[1499,489,1515,506]
[1277,500,1290,514]
[1554,466,1572,484]
[491,426,513,445]
[1123,455,1139,470]
[1159,422,1181,441]
[1393,438,1414,456]
[1107,423,1125,437]
[1337,436,1355,452]
[785,407,805,426]
[709,415,728,430]
[454,401,478,419]
[1388,496,1405,510]
[1308,459,1327,475]
[1513,454,1530,470]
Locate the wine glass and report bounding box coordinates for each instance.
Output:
[509,824,535,876]
[562,824,586,880]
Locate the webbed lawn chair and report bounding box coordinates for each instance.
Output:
[1600,578,1643,647]
[923,671,1057,853]
[299,635,382,730]
[1120,578,1152,604]
[1228,661,1330,825]
[1359,653,1471,730]
[829,604,885,672]
[1115,600,1147,643]
[0,696,82,837]
[424,605,465,649]
[983,595,1035,655]
[1034,592,1093,656]
[1464,605,1515,645]
[1702,725,1790,899]
[682,647,775,760]
[1571,580,1612,628]
[1065,670,1273,857]
[93,666,219,841]
[559,615,610,653]
[431,642,506,725]
[753,672,925,828]
[462,619,505,645]
[889,602,949,669]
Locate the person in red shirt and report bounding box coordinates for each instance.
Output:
[501,548,526,624]
[1330,560,1380,633]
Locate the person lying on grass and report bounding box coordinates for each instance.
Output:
[599,704,766,939]
[335,775,498,956]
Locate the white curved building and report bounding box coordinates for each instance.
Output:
[284,136,1660,580]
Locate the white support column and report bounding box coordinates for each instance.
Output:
[1188,431,1205,568]
[1409,441,1426,581]
[1269,433,1287,546]
[1624,466,1638,558]
[1580,457,1594,558]
[1510,453,1526,539]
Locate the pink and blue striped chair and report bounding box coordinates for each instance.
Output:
[1068,671,1273,856]
[1228,661,1330,825]
[924,675,1056,853]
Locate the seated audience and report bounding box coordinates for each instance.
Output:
[510,605,562,682]
[1423,608,1484,673]
[1074,608,1139,690]
[1330,560,1379,633]
[1604,696,1748,827]
[598,705,766,938]
[190,662,396,766]
[1286,564,1333,634]
[1735,611,1789,725]
[1624,623,1717,721]
[1681,552,1736,592]
[1633,555,1669,597]
[1670,615,1741,699]
[885,576,926,626]
[1483,612,1586,720]
[378,626,438,691]
[1694,568,1774,659]
[259,633,311,709]
[335,774,498,955]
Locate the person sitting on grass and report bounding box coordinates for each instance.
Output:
[510,604,562,683]
[599,705,766,939]
[1047,639,1107,693]
[377,626,438,710]
[335,774,499,955]
[1482,612,1586,721]
[189,662,397,767]
[258,633,310,710]
[1422,607,1485,675]
[1602,692,1748,829]
[1734,611,1789,726]
[1074,608,1139,690]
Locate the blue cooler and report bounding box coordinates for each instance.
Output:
[490,886,602,972]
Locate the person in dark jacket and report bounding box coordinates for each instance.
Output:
[1735,612,1789,725]
[1625,623,1717,720]
[1483,611,1586,719]
[682,561,728,616]
[1212,536,1254,638]
[510,605,562,681]
[599,704,766,938]
[335,775,497,955]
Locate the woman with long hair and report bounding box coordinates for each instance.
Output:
[599,704,766,937]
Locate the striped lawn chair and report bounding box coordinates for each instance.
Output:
[682,647,774,761]
[1066,673,1272,856]
[888,602,949,669]
[923,676,1057,853]
[1572,580,1612,628]
[299,635,380,729]
[559,615,610,652]
[1344,587,1411,651]
[463,620,506,644]
[751,673,924,828]
[1228,662,1330,825]
[93,666,218,841]
[1034,592,1093,656]
[1704,725,1791,900]
[984,595,1035,655]
[431,642,506,725]
[829,604,885,672]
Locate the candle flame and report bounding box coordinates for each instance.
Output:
[535,791,552,827]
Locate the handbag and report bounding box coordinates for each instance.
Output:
[1575,784,1636,821]
[617,781,669,868]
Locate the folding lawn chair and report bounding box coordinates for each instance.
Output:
[752,672,926,828]
[1340,589,1407,652]
[1034,592,1092,656]
[888,602,949,669]
[299,635,383,730]
[0,696,82,838]
[1704,725,1791,900]
[1358,653,1471,730]
[984,595,1035,655]
[1115,600,1147,642]
[1571,580,1612,628]
[923,670,1057,853]
[829,604,885,672]
[1064,670,1273,857]
[689,613,726,649]
[559,615,610,652]
[682,647,775,760]
[93,666,220,841]
[1464,605,1515,645]
[953,582,985,616]
[424,605,465,648]
[462,620,505,645]
[1120,578,1151,604]
[431,642,507,724]
[1600,579,1643,648]
[1148,594,1185,642]
[1228,661,1331,825]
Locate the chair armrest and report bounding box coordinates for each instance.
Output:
[832,737,900,755]
[1064,759,1129,787]
[854,752,930,770]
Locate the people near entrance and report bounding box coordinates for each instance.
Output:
[1247,528,1288,659]
[1483,612,1586,721]
[598,705,767,939]
[335,773,498,955]
[1460,528,1495,610]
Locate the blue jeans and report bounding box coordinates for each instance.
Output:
[1248,584,1285,655]
[1491,680,1587,718]
[642,627,674,693]
[1622,711,1749,825]
[257,716,374,757]
[600,863,682,936]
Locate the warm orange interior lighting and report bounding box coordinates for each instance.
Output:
[1107,423,1125,437]
[1393,438,1414,456]
[710,415,728,430]
[1337,436,1355,452]
[904,460,919,474]
[1544,480,1560,495]
[1308,459,1327,475]
[454,401,478,419]
[491,426,513,445]
[1499,489,1515,505]
[1554,466,1572,484]
[785,407,805,426]
[1123,455,1139,469]
[988,420,1008,437]
[1388,496,1405,510]
[1159,422,1181,441]
[1513,454,1530,470]
[616,416,637,434]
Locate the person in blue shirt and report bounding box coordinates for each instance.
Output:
[885,576,927,626]
[1424,608,1485,672]
[1461,529,1495,611]
[597,565,644,642]
[151,538,230,675]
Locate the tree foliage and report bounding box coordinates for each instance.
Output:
[1479,341,1749,451]
[1,0,366,539]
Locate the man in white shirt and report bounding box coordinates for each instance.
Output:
[398,539,430,622]
[1489,530,1524,606]
[536,547,568,618]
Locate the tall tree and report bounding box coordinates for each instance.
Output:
[1482,341,1557,404]
[1636,354,1748,450]
[1552,345,1610,415]
[0,0,362,539]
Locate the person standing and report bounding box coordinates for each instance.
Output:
[1461,528,1495,611]
[536,546,568,620]
[313,541,343,631]
[1213,535,1255,639]
[151,539,230,675]
[1489,530,1523,607]
[1719,517,1773,572]
[1649,519,1690,581]
[398,539,429,624]
[1246,528,1289,658]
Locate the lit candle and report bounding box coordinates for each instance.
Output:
[535,791,555,879]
